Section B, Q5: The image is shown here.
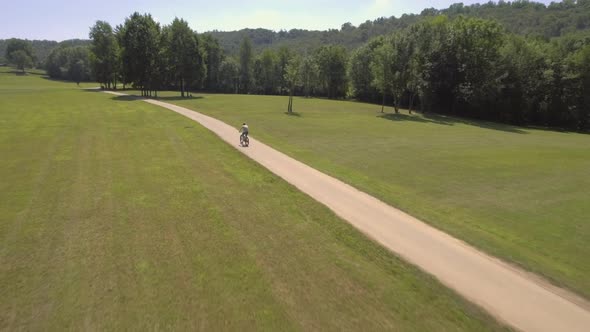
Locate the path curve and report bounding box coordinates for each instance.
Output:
[105,91,590,332]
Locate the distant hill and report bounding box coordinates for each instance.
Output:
[1,1,589,61]
[210,0,590,55]
[0,39,91,67]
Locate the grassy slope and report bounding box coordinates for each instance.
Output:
[154,92,590,298]
[0,69,507,330]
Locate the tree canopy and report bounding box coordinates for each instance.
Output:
[208,1,590,56]
[89,21,119,89]
[4,39,35,71]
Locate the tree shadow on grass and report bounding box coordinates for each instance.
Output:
[378,113,454,126]
[378,112,528,134]
[41,76,83,84]
[109,94,204,102]
[156,95,204,101]
[284,111,303,117]
[425,113,529,134]
[3,70,29,76]
[80,88,139,102]
[111,95,142,102]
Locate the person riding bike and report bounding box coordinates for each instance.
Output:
[240,123,249,139]
[240,123,249,146]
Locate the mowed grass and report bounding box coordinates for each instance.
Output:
[151,92,590,298]
[0,68,508,330]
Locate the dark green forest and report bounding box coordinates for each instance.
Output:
[3,1,590,130]
[210,0,590,55]
[0,39,90,67]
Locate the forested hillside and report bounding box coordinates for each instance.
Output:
[211,0,590,55]
[3,1,588,60]
[0,39,90,66]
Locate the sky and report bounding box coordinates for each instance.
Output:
[1,0,556,41]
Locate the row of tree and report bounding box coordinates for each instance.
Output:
[88,13,208,97]
[347,15,590,130]
[211,14,589,130]
[86,13,350,103]
[86,12,588,129]
[45,46,91,83]
[233,39,348,99]
[0,39,90,68]
[3,38,93,82]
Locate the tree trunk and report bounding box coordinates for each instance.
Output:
[409,93,415,114]
[180,78,185,98]
[381,93,385,113]
[288,84,295,113]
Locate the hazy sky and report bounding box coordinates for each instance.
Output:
[1,0,556,41]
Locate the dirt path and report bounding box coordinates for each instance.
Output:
[105,91,590,332]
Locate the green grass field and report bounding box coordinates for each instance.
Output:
[150,92,590,298]
[0,69,508,330]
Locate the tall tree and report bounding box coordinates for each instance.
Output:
[284,55,302,113]
[45,46,91,82]
[405,54,422,114]
[349,37,382,102]
[498,35,547,124]
[258,49,278,94]
[315,45,348,99]
[190,32,207,93]
[163,18,204,97]
[89,21,119,89]
[5,39,35,72]
[450,16,505,118]
[275,46,293,94]
[371,42,395,112]
[68,46,91,84]
[202,34,224,91]
[389,33,413,113]
[219,58,239,93]
[239,36,253,93]
[572,45,590,130]
[69,60,86,86]
[300,55,319,98]
[119,12,161,96]
[410,16,505,117]
[10,50,33,72]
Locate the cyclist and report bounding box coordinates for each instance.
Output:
[240,123,249,145]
